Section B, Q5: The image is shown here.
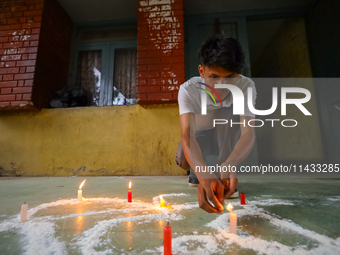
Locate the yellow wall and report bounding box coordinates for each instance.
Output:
[0,104,186,176]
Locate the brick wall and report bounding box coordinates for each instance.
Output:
[0,0,72,111]
[137,0,185,105]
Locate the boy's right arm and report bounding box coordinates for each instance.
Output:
[180,113,225,214]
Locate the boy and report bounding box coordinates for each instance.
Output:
[175,34,256,214]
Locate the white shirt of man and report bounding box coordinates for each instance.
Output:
[178,75,257,131]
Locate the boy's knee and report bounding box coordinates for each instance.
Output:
[175,155,190,171]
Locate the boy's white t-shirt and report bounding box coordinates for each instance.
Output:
[177,75,257,131]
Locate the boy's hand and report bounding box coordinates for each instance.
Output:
[220,175,238,199]
[196,178,225,213]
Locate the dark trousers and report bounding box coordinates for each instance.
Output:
[175,106,241,178]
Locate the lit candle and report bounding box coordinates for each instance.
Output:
[78,179,86,201]
[226,203,237,234]
[164,222,172,255]
[240,192,246,205]
[159,195,173,209]
[20,202,28,222]
[127,181,132,203]
[160,195,165,207]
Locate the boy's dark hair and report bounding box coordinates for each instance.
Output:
[197,34,245,74]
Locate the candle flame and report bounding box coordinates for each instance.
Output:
[226,203,233,211]
[79,179,86,190]
[159,195,164,201]
[129,181,131,189]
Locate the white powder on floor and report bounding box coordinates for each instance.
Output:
[1,195,339,255]
[19,219,67,255]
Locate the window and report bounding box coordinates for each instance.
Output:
[76,50,102,106]
[69,23,137,107]
[113,48,137,105]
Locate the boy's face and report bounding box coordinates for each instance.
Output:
[198,65,240,101]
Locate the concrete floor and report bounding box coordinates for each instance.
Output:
[0,176,339,255]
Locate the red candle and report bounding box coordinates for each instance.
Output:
[127,181,132,203]
[240,192,246,205]
[164,222,172,255]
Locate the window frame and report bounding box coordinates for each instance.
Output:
[68,20,138,107]
[70,41,137,107]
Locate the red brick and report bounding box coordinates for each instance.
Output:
[138,57,160,65]
[35,4,44,10]
[148,63,171,71]
[149,23,172,31]
[16,94,22,100]
[28,53,36,59]
[5,61,16,67]
[161,42,184,50]
[138,71,160,79]
[138,37,148,45]
[31,28,40,34]
[33,16,41,22]
[137,51,148,58]
[137,65,148,72]
[3,74,13,81]
[0,37,9,43]
[161,85,179,92]
[0,25,11,31]
[24,79,33,86]
[0,68,19,75]
[13,12,23,18]
[11,6,28,12]
[137,86,160,93]
[161,29,183,37]
[172,49,184,56]
[7,18,26,24]
[137,79,147,86]
[0,54,21,61]
[10,101,29,106]
[1,88,12,94]
[6,48,18,54]
[147,92,172,101]
[24,10,42,16]
[161,70,185,77]
[148,49,171,57]
[3,42,23,48]
[9,36,19,42]
[0,74,2,81]
[148,78,172,85]
[0,94,15,101]
[137,93,147,101]
[0,13,12,19]
[22,54,28,60]
[17,47,37,54]
[13,86,32,93]
[172,63,185,70]
[161,56,184,63]
[18,80,24,86]
[173,77,185,85]
[21,34,39,41]
[14,73,34,80]
[29,40,38,46]
[22,22,41,29]
[23,41,30,47]
[10,24,22,30]
[0,102,10,107]
[138,44,161,51]
[26,66,35,72]
[16,60,35,66]
[22,93,31,100]
[19,67,26,73]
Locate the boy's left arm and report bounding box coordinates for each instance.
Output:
[220,116,255,198]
